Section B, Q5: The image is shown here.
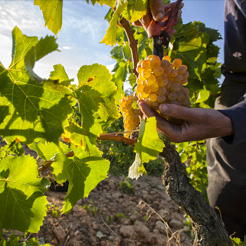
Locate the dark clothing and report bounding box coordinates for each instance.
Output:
[222,0,246,80]
[206,0,246,239]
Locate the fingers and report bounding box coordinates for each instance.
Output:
[149,0,165,21]
[159,104,197,121]
[138,100,160,119]
[138,100,182,142]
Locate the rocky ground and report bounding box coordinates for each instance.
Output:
[36,175,193,246]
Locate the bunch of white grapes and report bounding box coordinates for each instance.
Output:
[135,55,190,110]
[119,95,140,138]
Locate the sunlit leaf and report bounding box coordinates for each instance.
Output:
[0,156,49,232]
[34,0,63,35]
[52,143,110,213]
[0,27,75,144]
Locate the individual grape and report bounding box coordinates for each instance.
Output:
[142,69,151,79]
[157,86,167,96]
[139,72,145,81]
[136,65,144,73]
[150,57,161,70]
[181,96,191,107]
[172,58,182,68]
[157,95,166,103]
[149,93,158,102]
[169,82,181,92]
[160,59,170,69]
[174,74,183,83]
[147,54,158,60]
[138,92,149,99]
[182,87,190,96]
[168,69,179,77]
[181,77,188,85]
[163,55,171,62]
[153,67,164,76]
[183,71,189,79]
[136,77,142,84]
[136,84,144,94]
[146,74,156,85]
[143,86,152,94]
[150,83,159,93]
[157,76,169,87]
[141,60,150,69]
[177,65,187,75]
[177,91,186,102]
[168,92,178,101]
[151,102,159,110]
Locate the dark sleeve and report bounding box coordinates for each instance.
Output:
[218,100,246,145]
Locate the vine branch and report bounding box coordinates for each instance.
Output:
[160,142,233,246]
[38,133,137,172]
[119,17,139,77]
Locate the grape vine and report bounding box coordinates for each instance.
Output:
[0,0,228,245]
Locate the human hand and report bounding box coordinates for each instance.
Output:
[134,0,183,38]
[138,100,234,143]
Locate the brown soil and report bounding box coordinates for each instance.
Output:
[37,175,193,246]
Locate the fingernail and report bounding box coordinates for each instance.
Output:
[159,104,168,112]
[155,12,164,21]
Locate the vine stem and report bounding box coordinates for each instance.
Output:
[119,17,139,77]
[38,133,137,172]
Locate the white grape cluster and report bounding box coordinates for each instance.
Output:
[135,55,190,110]
[119,95,140,138]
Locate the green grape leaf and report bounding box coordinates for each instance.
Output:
[0,155,49,233]
[114,61,128,82]
[128,118,164,179]
[76,64,119,137]
[196,88,210,103]
[49,64,74,86]
[34,0,63,35]
[52,143,110,213]
[93,0,116,8]
[171,36,207,80]
[135,117,164,162]
[30,141,69,161]
[25,35,58,82]
[122,0,147,22]
[110,46,124,61]
[0,27,75,144]
[101,0,128,46]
